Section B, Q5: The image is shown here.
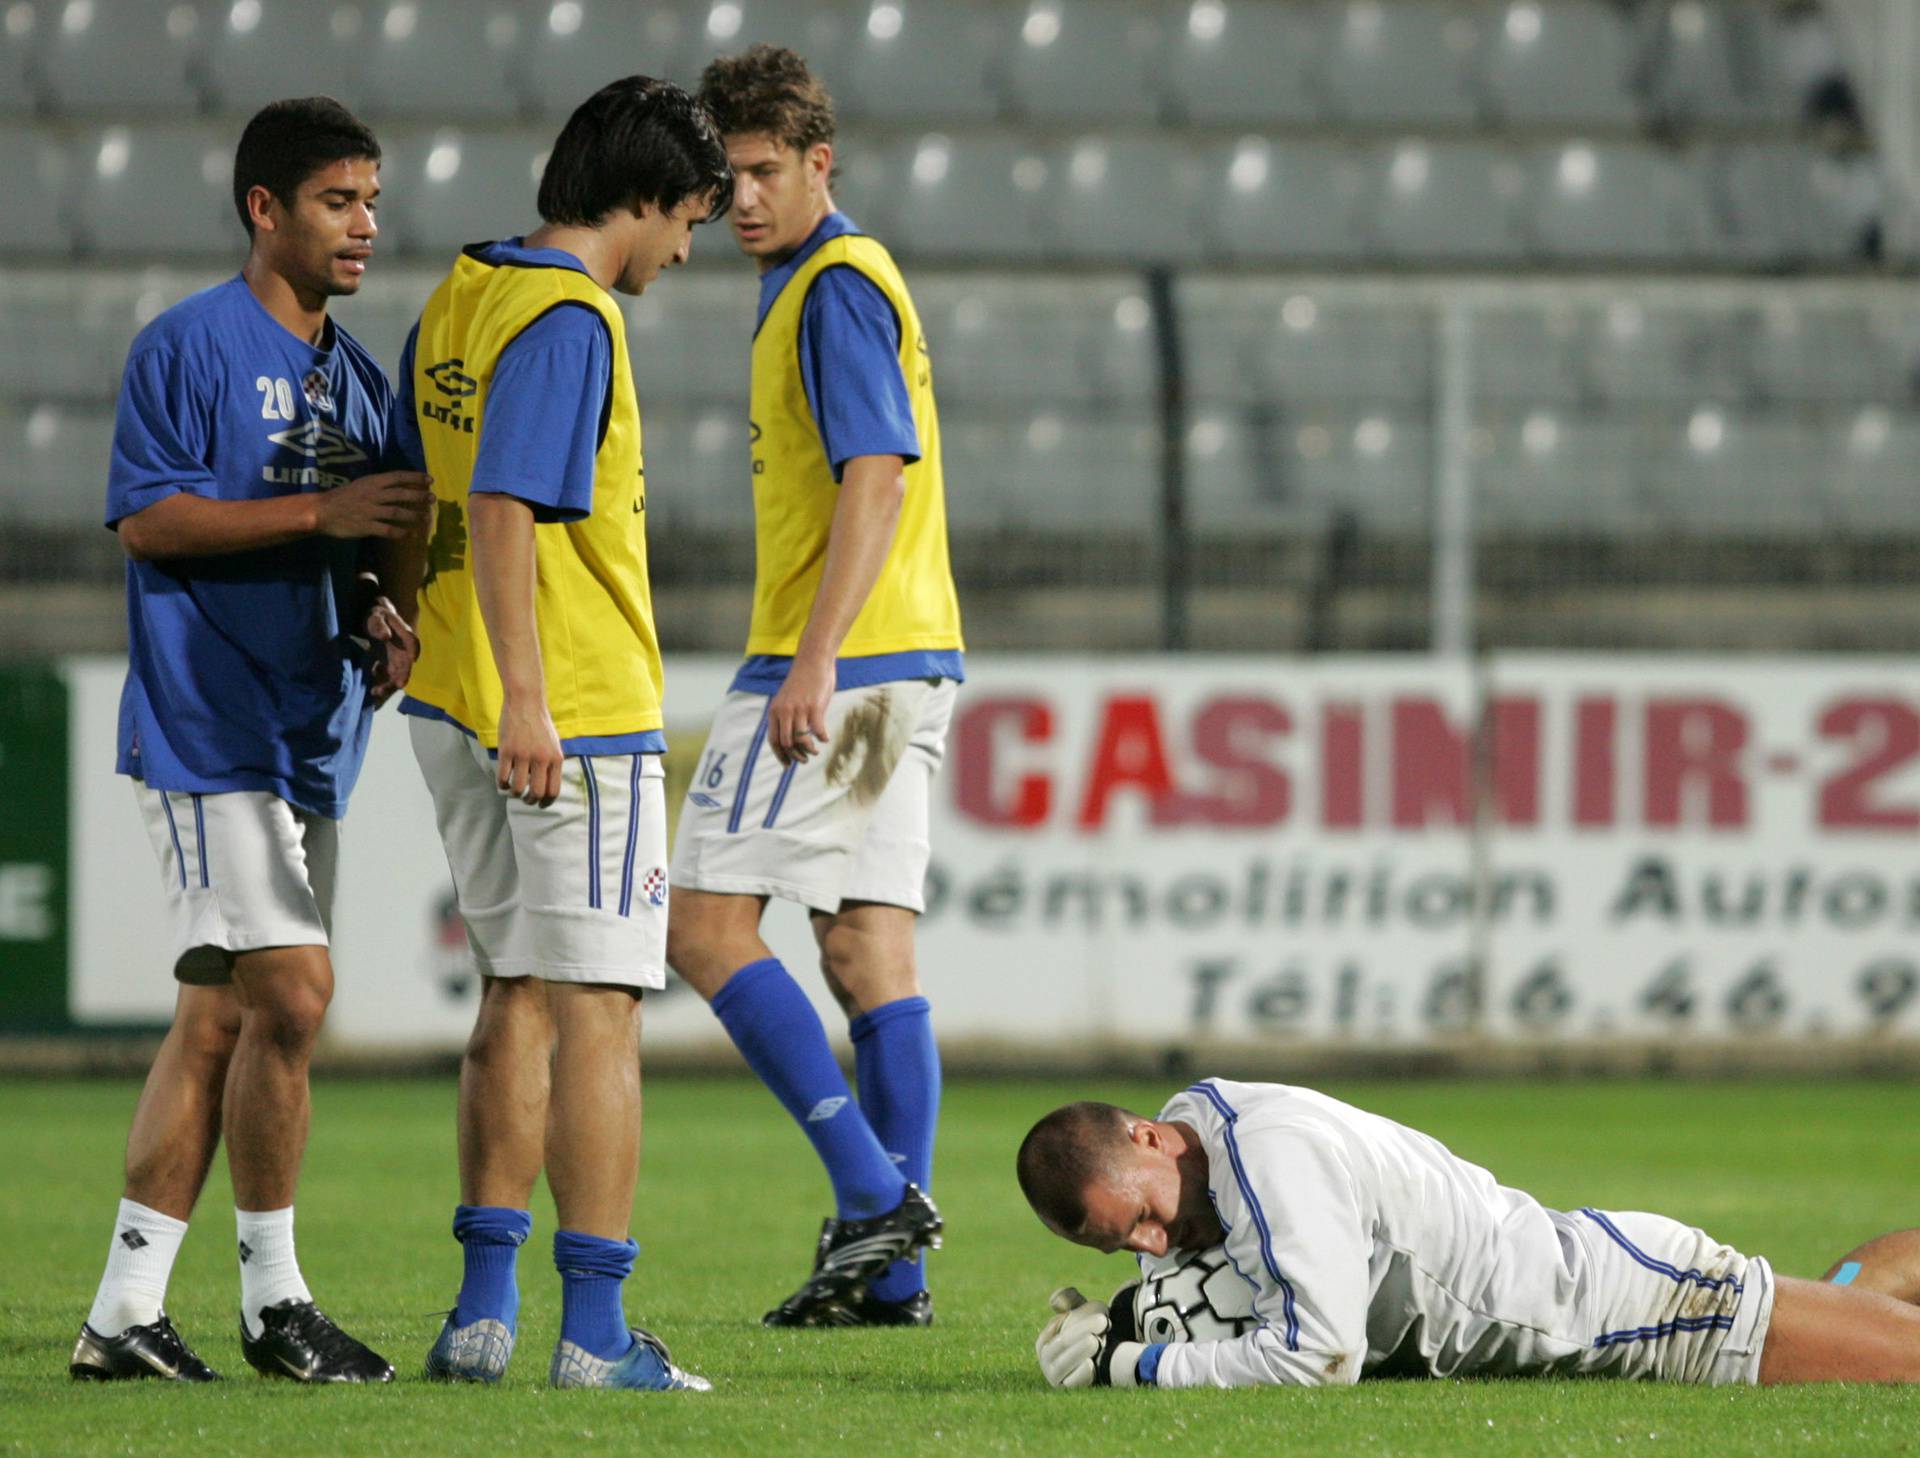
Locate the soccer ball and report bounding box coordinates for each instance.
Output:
[1133,1245,1259,1344]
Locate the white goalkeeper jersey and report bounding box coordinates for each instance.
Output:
[1144,1079,1771,1389]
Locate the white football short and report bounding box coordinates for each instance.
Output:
[1574,1207,1775,1386]
[670,678,957,914]
[134,784,337,983]
[410,715,669,989]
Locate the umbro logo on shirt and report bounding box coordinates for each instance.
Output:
[426,359,477,398]
[266,417,369,470]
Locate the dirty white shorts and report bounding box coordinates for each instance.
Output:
[134,784,337,983]
[670,678,956,914]
[1574,1207,1774,1386]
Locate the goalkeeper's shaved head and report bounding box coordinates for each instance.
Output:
[1017,1101,1138,1236]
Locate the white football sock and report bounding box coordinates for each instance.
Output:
[86,1199,188,1337]
[236,1206,312,1337]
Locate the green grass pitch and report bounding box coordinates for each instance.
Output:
[3,1075,1916,1457]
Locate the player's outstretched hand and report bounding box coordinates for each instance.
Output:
[1036,1286,1145,1389]
[363,595,419,708]
[315,470,434,541]
[497,695,564,807]
[768,655,834,767]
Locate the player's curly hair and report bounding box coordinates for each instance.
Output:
[1016,1101,1136,1235]
[537,75,734,227]
[696,44,836,152]
[232,97,380,236]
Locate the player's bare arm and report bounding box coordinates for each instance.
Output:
[467,490,562,807]
[359,508,430,705]
[767,452,906,766]
[116,469,432,561]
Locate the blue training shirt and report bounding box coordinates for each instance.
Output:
[108,276,401,820]
[733,212,963,697]
[394,238,664,755]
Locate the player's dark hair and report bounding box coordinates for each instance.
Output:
[537,75,733,227]
[1016,1102,1135,1235]
[697,44,836,153]
[232,97,381,236]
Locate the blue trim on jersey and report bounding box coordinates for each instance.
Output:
[1186,1081,1301,1351]
[619,754,642,917]
[1592,1314,1736,1349]
[728,703,770,834]
[764,760,798,829]
[1578,1209,1745,1293]
[190,794,209,887]
[581,757,602,911]
[159,791,187,891]
[729,650,966,696]
[1136,1343,1168,1386]
[397,697,666,757]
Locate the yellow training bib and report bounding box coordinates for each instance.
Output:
[747,233,963,658]
[407,248,663,746]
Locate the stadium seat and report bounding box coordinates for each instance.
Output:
[1469,304,1592,407]
[999,0,1165,124]
[201,1,363,116]
[1181,282,1431,410]
[1714,144,1878,267]
[623,274,755,405]
[72,125,239,259]
[1738,300,1903,407]
[1288,410,1431,534]
[1162,0,1323,128]
[939,408,1157,529]
[913,274,1155,409]
[821,141,895,241]
[1645,415,1826,535]
[1037,134,1204,264]
[1318,0,1483,127]
[1183,406,1325,531]
[0,271,156,401]
[886,133,1051,261]
[380,129,544,258]
[1480,0,1641,128]
[1201,139,1368,263]
[36,0,202,114]
[0,125,75,257]
[525,1,697,116]
[1476,414,1648,535]
[1825,413,1920,534]
[0,403,116,527]
[1525,141,1706,264]
[1644,0,1795,129]
[358,0,526,121]
[1581,301,1748,407]
[1366,141,1527,263]
[0,5,39,117]
[327,267,438,372]
[836,0,1003,123]
[637,402,754,531]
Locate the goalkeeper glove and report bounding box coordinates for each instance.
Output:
[1035,1286,1147,1389]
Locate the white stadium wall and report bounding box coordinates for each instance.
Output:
[60,655,1920,1055]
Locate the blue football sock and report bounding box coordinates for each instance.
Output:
[554,1230,636,1361]
[710,958,904,1220]
[851,995,941,1303]
[451,1205,531,1330]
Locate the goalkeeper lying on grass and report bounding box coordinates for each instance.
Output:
[1018,1079,1920,1389]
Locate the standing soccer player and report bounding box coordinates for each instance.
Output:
[72,98,429,1384]
[393,77,731,1391]
[674,45,963,1328]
